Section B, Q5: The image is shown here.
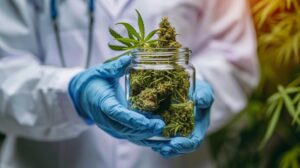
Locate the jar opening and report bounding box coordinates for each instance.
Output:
[131,48,191,64]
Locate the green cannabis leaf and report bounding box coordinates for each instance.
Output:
[259,85,300,149]
[105,9,159,63]
[208,1,300,167]
[280,144,300,168]
[252,0,300,151]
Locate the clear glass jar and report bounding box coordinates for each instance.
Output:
[125,48,195,140]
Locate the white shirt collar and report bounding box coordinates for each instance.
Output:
[98,0,131,18]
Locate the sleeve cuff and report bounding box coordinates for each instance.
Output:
[51,67,91,125]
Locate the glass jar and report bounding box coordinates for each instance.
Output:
[125,48,195,140]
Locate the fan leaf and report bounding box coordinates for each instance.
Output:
[259,99,282,149]
[115,38,139,44]
[104,51,132,63]
[116,22,141,40]
[109,28,132,47]
[135,9,145,39]
[145,29,158,41]
[278,85,300,125]
[108,44,128,51]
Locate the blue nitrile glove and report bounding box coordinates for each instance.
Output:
[131,81,214,158]
[68,56,165,140]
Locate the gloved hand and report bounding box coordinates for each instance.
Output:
[131,81,214,158]
[68,56,165,140]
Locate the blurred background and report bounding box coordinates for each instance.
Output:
[0,0,299,167]
[208,0,300,167]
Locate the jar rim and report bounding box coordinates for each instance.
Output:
[131,48,191,63]
[131,48,191,55]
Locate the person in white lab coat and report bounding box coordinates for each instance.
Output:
[0,0,259,168]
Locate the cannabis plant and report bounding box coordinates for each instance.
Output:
[251,0,300,150]
[108,10,194,137]
[209,0,300,167]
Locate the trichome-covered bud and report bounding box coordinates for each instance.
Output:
[158,17,182,48]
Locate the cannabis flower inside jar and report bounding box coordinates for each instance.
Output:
[125,48,196,139]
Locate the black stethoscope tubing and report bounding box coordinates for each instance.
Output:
[50,0,95,68]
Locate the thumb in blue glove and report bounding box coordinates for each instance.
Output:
[68,56,165,140]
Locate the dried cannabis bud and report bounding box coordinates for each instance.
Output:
[157,17,182,48]
[108,10,194,137]
[129,68,194,137]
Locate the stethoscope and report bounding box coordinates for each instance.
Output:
[50,0,95,68]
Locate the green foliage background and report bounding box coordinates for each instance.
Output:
[208,0,300,167]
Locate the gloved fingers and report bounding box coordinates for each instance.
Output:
[169,137,203,153]
[193,108,210,138]
[170,109,210,153]
[94,109,164,140]
[160,151,181,158]
[97,124,127,139]
[101,125,163,142]
[100,123,159,141]
[169,108,210,153]
[136,111,163,120]
[101,96,165,132]
[194,80,214,109]
[152,108,210,155]
[130,139,170,148]
[108,119,165,140]
[134,110,209,157]
[96,55,131,78]
[116,88,163,139]
[96,114,157,141]
[152,136,203,156]
[152,146,182,158]
[116,84,127,106]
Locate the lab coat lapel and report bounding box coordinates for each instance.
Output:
[98,0,131,18]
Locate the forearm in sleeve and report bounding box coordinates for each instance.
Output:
[0,0,89,141]
[0,50,88,141]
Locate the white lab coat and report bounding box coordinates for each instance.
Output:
[0,0,259,168]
